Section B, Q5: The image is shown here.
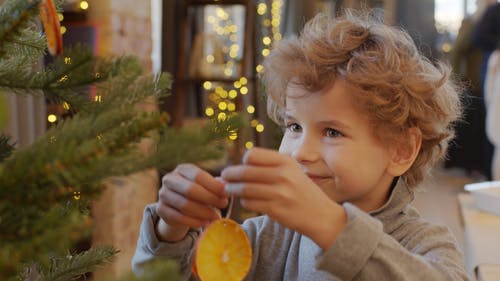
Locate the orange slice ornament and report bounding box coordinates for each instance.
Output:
[39,0,63,56]
[192,198,252,281]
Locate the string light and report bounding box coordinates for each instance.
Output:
[79,1,89,10]
[245,141,254,149]
[255,124,265,133]
[205,107,215,116]
[47,114,57,123]
[203,81,212,90]
[200,2,283,146]
[228,90,238,99]
[62,102,70,110]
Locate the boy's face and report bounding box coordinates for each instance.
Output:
[279,79,396,211]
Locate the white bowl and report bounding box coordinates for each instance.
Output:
[464,181,500,216]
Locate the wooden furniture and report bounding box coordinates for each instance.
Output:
[457,193,500,281]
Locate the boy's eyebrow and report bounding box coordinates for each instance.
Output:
[317,120,351,130]
[284,113,351,130]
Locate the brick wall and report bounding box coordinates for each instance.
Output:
[87,1,158,279]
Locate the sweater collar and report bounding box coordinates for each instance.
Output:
[369,177,415,217]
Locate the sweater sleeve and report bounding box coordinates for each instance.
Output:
[131,204,199,280]
[317,203,471,281]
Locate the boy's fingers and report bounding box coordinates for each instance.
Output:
[221,165,282,183]
[156,203,208,229]
[160,188,221,221]
[225,182,278,200]
[162,173,228,209]
[175,164,226,196]
[242,147,286,166]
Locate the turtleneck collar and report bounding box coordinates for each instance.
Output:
[369,177,415,219]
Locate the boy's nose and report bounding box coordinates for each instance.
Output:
[291,135,320,163]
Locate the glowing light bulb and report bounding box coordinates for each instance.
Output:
[247,105,255,114]
[48,114,57,123]
[203,81,212,90]
[256,124,265,133]
[205,107,215,116]
[245,141,254,149]
[80,1,89,10]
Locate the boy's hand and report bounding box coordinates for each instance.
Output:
[155,164,229,242]
[221,147,346,249]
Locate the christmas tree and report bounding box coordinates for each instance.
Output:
[0,0,239,280]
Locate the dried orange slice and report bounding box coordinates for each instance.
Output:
[192,218,252,281]
[39,0,63,56]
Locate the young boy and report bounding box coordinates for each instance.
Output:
[133,11,469,280]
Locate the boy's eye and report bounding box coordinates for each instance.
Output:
[325,128,342,138]
[286,123,302,133]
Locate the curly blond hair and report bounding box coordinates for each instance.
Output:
[262,11,462,188]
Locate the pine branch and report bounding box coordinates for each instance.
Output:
[41,246,119,281]
[0,133,15,161]
[0,0,44,58]
[0,46,145,112]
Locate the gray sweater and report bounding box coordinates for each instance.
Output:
[132,179,470,280]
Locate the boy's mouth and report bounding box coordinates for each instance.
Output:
[306,173,331,183]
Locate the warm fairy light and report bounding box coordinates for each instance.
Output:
[94,95,102,102]
[245,141,254,149]
[247,105,255,114]
[217,112,227,121]
[203,81,212,90]
[256,64,264,73]
[206,55,215,63]
[227,102,236,111]
[47,114,57,123]
[262,36,271,45]
[64,57,71,64]
[58,75,68,83]
[240,86,248,95]
[228,131,238,140]
[257,3,267,15]
[79,1,89,10]
[233,81,242,88]
[216,8,225,18]
[228,90,238,99]
[216,87,228,98]
[256,124,265,133]
[239,77,248,85]
[224,68,233,76]
[274,33,282,41]
[218,102,227,110]
[62,102,70,110]
[57,13,64,21]
[60,26,67,34]
[250,119,259,127]
[229,51,238,58]
[262,48,270,57]
[205,107,215,116]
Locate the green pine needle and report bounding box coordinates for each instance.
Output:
[41,246,119,281]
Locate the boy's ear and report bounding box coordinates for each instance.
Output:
[387,127,422,177]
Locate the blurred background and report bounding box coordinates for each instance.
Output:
[2,0,499,279]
